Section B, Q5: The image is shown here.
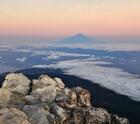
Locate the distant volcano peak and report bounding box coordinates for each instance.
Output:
[75,33,87,37]
[72,33,89,39]
[61,33,92,43]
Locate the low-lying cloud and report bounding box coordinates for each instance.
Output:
[33,59,140,101]
[32,51,91,60]
[16,57,27,63]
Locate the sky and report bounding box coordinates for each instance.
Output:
[0,0,140,37]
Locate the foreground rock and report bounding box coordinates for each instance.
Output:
[0,108,31,124]
[0,73,130,124]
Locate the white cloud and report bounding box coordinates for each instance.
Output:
[52,51,91,57]
[0,45,10,51]
[34,51,90,56]
[102,56,116,59]
[32,51,91,60]
[35,59,140,101]
[12,49,32,53]
[42,55,60,60]
[50,40,140,51]
[32,51,47,55]
[32,64,48,68]
[132,59,136,62]
[16,57,27,63]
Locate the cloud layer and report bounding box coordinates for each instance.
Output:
[33,59,140,101]
[16,57,27,63]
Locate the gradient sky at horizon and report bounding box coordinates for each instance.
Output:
[0,0,140,37]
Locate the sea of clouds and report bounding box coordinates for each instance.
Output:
[0,38,140,101]
[33,57,140,101]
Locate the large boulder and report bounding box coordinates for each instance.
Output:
[0,88,25,106]
[31,86,57,103]
[85,107,111,124]
[0,108,31,124]
[111,114,130,124]
[31,75,59,103]
[32,75,56,90]
[56,87,91,108]
[22,105,54,124]
[2,73,31,95]
[64,107,87,124]
[0,89,12,106]
[54,77,65,90]
[0,73,31,106]
[73,87,91,107]
[50,104,67,124]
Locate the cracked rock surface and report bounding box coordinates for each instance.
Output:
[0,73,130,124]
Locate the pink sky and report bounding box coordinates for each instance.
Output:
[0,0,140,37]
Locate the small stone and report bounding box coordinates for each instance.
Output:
[25,95,38,104]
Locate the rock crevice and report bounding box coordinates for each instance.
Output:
[0,73,130,124]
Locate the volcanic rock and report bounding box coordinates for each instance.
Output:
[0,73,130,124]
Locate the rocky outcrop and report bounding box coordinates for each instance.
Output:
[0,73,130,124]
[0,108,31,124]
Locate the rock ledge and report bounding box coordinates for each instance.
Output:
[0,73,130,124]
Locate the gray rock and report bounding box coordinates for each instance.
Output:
[64,88,77,108]
[86,107,111,124]
[22,105,54,124]
[25,95,38,104]
[50,104,67,123]
[73,87,91,107]
[55,93,69,108]
[64,107,87,124]
[0,108,31,124]
[111,114,130,124]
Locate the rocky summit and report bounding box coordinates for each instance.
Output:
[0,73,129,124]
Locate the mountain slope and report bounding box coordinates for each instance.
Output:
[60,33,93,43]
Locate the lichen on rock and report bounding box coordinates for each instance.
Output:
[0,73,130,124]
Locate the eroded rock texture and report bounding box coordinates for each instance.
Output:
[0,73,130,124]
